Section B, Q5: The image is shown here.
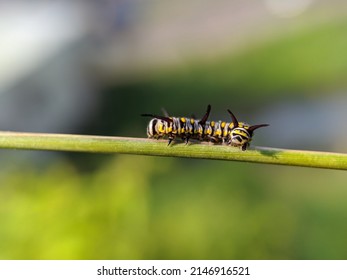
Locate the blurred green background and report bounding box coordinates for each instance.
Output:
[1,0,347,259]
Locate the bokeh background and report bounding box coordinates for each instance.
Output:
[1,0,347,259]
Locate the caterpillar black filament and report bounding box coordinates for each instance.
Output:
[141,105,268,151]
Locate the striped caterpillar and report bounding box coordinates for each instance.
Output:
[141,105,268,151]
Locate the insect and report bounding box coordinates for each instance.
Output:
[141,105,268,151]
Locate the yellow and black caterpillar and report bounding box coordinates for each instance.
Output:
[141,105,268,151]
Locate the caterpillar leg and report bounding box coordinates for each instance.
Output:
[241,143,249,151]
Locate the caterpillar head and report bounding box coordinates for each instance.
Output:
[227,109,269,151]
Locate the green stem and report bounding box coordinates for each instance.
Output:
[0,131,346,170]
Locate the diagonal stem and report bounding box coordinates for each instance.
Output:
[0,131,346,170]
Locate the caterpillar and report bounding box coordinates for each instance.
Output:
[141,105,268,151]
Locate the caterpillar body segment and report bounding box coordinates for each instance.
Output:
[141,105,268,151]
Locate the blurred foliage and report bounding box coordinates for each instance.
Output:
[86,20,347,138]
[1,156,347,259]
[2,18,347,260]
[135,19,347,102]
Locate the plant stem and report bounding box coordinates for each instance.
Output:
[0,131,346,170]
